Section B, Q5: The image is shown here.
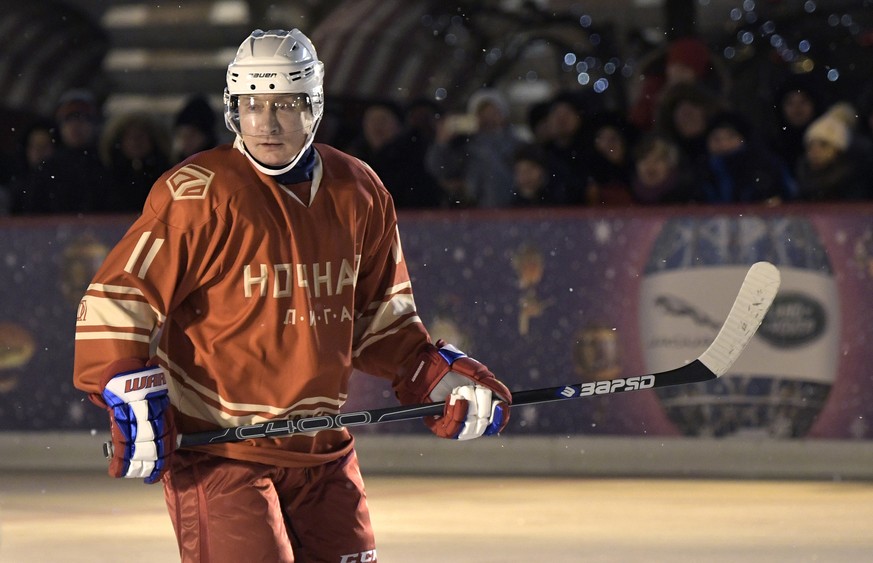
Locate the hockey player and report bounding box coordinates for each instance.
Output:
[73,29,511,562]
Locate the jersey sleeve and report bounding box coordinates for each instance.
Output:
[349,163,430,381]
[73,165,227,401]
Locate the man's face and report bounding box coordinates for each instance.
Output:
[513,159,545,198]
[673,101,707,139]
[782,91,815,128]
[805,139,839,170]
[636,147,674,186]
[362,106,401,150]
[26,129,56,168]
[59,113,98,150]
[475,101,506,132]
[547,102,582,142]
[594,126,625,164]
[237,94,313,166]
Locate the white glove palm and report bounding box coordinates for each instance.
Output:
[429,372,500,440]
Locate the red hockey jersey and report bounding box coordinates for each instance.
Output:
[74,142,430,467]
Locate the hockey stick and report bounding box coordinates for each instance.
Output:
[104,261,779,455]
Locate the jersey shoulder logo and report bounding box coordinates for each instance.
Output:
[166,164,215,200]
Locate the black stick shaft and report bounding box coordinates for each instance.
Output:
[177,359,715,448]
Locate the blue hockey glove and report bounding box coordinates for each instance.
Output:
[101,366,176,484]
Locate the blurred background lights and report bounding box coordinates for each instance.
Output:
[593,78,609,93]
[487,47,502,60]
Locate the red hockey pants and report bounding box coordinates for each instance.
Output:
[162,449,377,562]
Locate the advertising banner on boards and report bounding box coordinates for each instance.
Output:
[1,205,870,440]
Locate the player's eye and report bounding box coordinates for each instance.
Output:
[240,94,310,113]
[243,98,268,112]
[274,94,310,112]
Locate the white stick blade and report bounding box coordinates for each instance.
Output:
[697,261,781,376]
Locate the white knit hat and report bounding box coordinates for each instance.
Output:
[805,113,849,151]
[467,88,509,118]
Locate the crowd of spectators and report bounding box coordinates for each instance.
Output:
[3,34,873,215]
[0,91,219,216]
[342,64,873,209]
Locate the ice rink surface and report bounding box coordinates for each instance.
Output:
[1,470,872,562]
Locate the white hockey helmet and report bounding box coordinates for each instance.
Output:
[224,29,325,174]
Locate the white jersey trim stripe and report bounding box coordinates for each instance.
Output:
[361,281,414,313]
[157,348,347,415]
[87,283,145,296]
[77,295,158,330]
[75,331,152,343]
[354,292,414,342]
[353,314,422,358]
[82,287,166,324]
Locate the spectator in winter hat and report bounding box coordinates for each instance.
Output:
[426,87,522,207]
[345,100,404,163]
[665,37,712,85]
[805,110,850,155]
[767,74,825,178]
[795,104,871,200]
[100,111,171,212]
[540,91,592,204]
[526,100,553,144]
[695,110,794,203]
[19,89,108,214]
[385,98,446,208]
[348,100,443,208]
[172,95,218,163]
[466,89,512,128]
[584,111,638,206]
[629,36,722,131]
[7,119,58,214]
[511,143,566,206]
[654,82,727,166]
[55,88,101,151]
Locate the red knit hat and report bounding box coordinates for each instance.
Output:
[667,37,711,79]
